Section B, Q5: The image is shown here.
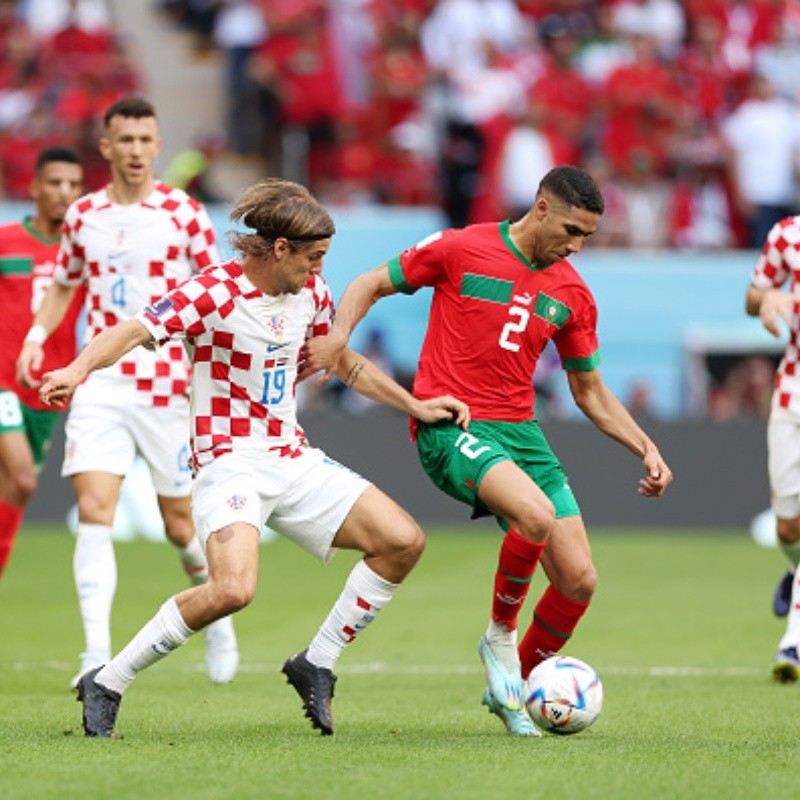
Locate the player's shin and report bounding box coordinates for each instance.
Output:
[0,499,25,578]
[519,584,589,680]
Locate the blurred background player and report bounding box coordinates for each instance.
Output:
[302,165,673,736]
[745,213,800,683]
[0,145,83,581]
[16,97,239,687]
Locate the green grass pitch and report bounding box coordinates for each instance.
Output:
[0,524,797,800]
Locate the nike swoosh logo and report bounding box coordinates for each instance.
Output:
[266,343,289,353]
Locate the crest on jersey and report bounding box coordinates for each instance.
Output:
[226,494,247,511]
[265,315,285,341]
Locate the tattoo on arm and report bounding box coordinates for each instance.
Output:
[344,361,364,388]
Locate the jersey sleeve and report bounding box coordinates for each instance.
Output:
[53,205,86,287]
[387,229,453,294]
[184,197,220,272]
[306,274,334,339]
[552,284,601,372]
[751,217,795,290]
[137,273,221,345]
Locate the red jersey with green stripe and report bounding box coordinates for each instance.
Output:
[388,220,600,422]
[0,218,84,410]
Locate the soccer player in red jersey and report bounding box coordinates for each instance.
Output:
[302,165,674,736]
[0,146,84,580]
[17,98,239,688]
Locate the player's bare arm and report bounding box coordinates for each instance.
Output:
[299,264,398,383]
[335,347,469,430]
[566,369,673,497]
[17,281,81,388]
[38,319,153,408]
[745,284,800,338]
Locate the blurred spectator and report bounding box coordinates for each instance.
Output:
[574,2,634,88]
[497,100,555,220]
[617,150,674,249]
[212,0,268,154]
[341,328,398,414]
[611,0,686,59]
[708,355,774,421]
[626,379,657,421]
[670,160,735,250]
[753,4,800,104]
[722,71,800,248]
[25,0,110,39]
[584,153,629,247]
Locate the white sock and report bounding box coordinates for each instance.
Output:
[484,619,520,674]
[176,536,208,586]
[306,560,397,670]
[779,539,800,569]
[96,597,195,695]
[73,523,116,658]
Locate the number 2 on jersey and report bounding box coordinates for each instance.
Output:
[499,306,530,352]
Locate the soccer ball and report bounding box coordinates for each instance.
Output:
[524,655,603,735]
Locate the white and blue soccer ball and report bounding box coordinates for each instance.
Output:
[524,655,603,735]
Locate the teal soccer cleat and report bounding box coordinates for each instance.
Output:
[481,687,541,737]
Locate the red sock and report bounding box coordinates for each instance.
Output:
[492,529,545,631]
[0,499,25,580]
[519,585,590,679]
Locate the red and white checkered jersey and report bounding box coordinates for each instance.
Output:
[137,259,333,469]
[752,214,800,418]
[54,182,219,407]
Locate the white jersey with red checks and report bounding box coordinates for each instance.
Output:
[137,259,333,469]
[751,214,800,419]
[54,181,219,407]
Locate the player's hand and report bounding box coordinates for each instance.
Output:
[38,366,82,408]
[16,342,45,388]
[412,395,470,431]
[637,447,672,497]
[760,289,800,338]
[298,332,348,384]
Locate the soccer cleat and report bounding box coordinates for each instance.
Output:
[478,634,524,711]
[772,569,794,618]
[76,666,121,738]
[772,646,800,683]
[281,649,337,735]
[482,687,541,737]
[204,615,239,684]
[70,650,110,691]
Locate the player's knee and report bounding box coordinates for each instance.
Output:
[515,498,556,543]
[211,573,256,614]
[76,491,115,524]
[7,467,37,507]
[380,518,426,576]
[776,516,800,545]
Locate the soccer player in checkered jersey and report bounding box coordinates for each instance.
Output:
[16,97,239,689]
[0,147,84,581]
[746,215,800,683]
[302,165,674,736]
[38,177,470,738]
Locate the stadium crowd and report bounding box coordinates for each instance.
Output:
[3,0,800,249]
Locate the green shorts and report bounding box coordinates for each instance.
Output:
[0,390,61,469]
[416,419,580,523]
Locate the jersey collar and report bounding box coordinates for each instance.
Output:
[498,219,548,271]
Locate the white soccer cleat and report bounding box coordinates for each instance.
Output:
[204,615,239,684]
[69,650,110,691]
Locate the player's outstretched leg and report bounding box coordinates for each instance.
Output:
[203,614,239,684]
[481,687,540,737]
[773,569,794,617]
[282,650,337,735]
[76,666,121,738]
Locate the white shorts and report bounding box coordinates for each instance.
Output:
[62,400,192,497]
[191,448,371,561]
[768,414,800,518]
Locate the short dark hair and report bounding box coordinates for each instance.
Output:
[537,165,604,215]
[35,145,81,174]
[103,96,157,129]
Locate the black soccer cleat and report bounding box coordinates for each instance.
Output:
[281,650,337,735]
[773,569,794,618]
[76,666,121,738]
